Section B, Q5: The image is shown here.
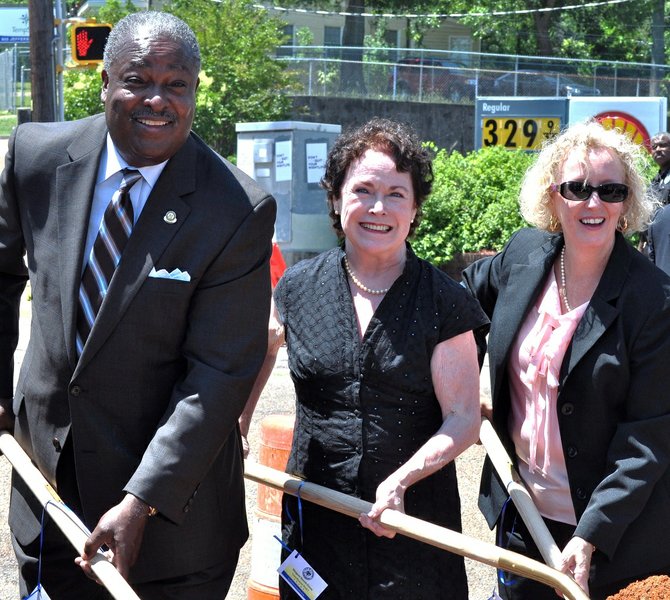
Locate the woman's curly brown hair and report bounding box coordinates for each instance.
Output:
[321,117,434,238]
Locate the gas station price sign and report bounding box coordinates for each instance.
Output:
[475,98,569,151]
[482,117,561,150]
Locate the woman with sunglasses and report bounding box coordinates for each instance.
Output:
[463,120,670,599]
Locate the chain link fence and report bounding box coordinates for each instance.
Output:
[0,48,17,112]
[278,47,670,103]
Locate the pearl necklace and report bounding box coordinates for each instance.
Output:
[559,246,572,312]
[343,255,390,295]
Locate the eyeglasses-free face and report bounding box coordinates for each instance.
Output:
[551,181,629,203]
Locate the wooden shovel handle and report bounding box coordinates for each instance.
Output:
[0,431,141,600]
[479,417,563,569]
[244,458,590,600]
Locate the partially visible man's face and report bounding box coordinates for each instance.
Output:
[651,134,670,171]
[101,30,199,167]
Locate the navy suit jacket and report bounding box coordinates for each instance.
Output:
[463,228,670,586]
[0,114,276,582]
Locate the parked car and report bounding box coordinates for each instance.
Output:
[491,71,600,96]
[389,57,479,101]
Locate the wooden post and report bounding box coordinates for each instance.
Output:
[28,0,56,122]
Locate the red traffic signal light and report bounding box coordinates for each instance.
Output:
[70,23,111,65]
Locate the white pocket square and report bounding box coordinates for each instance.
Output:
[148,267,191,282]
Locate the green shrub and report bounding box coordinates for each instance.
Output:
[0,111,17,137]
[64,67,104,121]
[412,145,535,266]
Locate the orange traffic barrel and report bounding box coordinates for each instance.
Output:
[248,414,295,600]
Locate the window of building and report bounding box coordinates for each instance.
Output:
[384,29,398,47]
[277,24,294,57]
[324,25,342,58]
[324,25,342,46]
[449,36,472,53]
[383,29,399,61]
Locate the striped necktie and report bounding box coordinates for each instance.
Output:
[76,168,142,354]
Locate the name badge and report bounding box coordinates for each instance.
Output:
[26,585,52,600]
[278,549,328,600]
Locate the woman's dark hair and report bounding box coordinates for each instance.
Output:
[321,117,433,237]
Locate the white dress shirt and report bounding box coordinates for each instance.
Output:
[82,134,168,270]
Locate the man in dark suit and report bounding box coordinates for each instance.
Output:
[0,11,275,599]
[638,132,670,255]
[647,204,670,275]
[646,134,670,274]
[650,132,670,206]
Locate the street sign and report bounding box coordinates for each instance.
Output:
[70,23,111,66]
[475,98,569,151]
[0,7,29,43]
[481,116,562,150]
[569,97,668,150]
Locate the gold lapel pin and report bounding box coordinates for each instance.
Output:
[164,211,177,224]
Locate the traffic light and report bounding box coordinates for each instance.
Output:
[70,23,112,66]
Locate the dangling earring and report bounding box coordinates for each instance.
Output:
[617,215,629,233]
[549,215,560,232]
[334,210,339,215]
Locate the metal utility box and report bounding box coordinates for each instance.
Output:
[236,121,342,266]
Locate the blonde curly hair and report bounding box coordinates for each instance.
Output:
[519,120,654,235]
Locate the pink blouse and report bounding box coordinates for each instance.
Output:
[508,270,587,525]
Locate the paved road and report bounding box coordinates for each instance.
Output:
[0,134,496,598]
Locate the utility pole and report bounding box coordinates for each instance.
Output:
[28,0,56,122]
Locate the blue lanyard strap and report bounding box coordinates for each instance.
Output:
[497,496,518,587]
[284,481,306,548]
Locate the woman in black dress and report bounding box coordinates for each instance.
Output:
[241,118,489,599]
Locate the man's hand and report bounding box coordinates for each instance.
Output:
[241,434,250,458]
[76,493,150,580]
[0,402,15,432]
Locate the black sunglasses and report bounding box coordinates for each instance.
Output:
[551,181,629,203]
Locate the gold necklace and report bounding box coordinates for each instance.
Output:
[559,246,573,312]
[343,255,390,295]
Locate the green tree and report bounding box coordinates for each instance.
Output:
[63,0,136,121]
[272,1,442,92]
[165,0,294,156]
[97,0,136,24]
[62,0,295,156]
[445,0,660,64]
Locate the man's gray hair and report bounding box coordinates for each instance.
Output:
[103,11,201,72]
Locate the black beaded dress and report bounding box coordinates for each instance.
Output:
[275,245,489,600]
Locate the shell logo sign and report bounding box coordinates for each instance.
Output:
[594,111,652,151]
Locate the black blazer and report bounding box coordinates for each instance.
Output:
[647,204,670,276]
[463,228,670,587]
[0,114,276,583]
